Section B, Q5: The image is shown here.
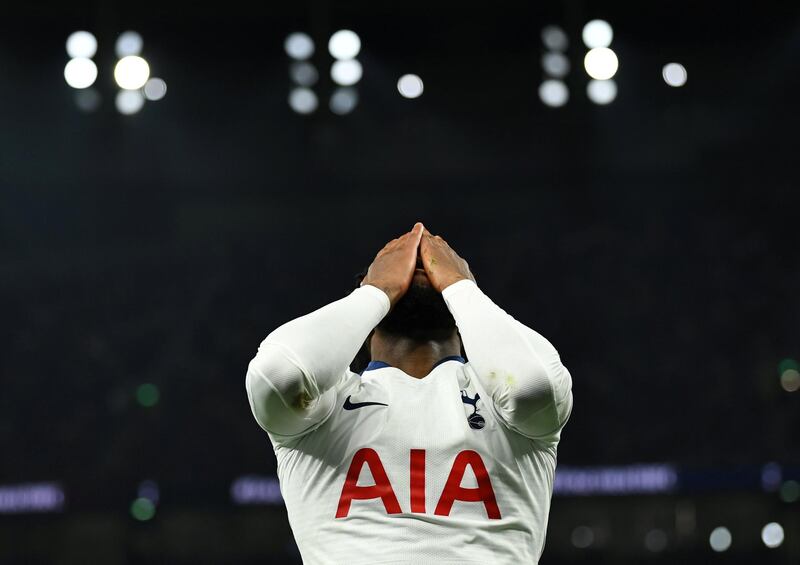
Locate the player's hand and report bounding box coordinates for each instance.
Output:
[361,222,425,308]
[419,227,476,293]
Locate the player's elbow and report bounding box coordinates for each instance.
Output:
[245,344,307,432]
[246,362,277,432]
[506,359,571,426]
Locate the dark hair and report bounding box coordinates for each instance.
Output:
[348,266,466,375]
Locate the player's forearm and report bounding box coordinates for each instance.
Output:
[441,279,571,437]
[248,284,389,402]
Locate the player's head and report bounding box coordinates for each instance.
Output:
[349,263,460,373]
[354,263,457,341]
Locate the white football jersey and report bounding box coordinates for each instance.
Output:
[246,279,573,565]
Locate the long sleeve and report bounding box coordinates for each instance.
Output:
[245,284,390,438]
[442,279,573,441]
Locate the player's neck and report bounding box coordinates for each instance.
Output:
[369,329,461,379]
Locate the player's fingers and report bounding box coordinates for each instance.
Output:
[412,222,425,242]
[400,224,423,246]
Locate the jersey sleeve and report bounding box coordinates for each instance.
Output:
[245,284,390,438]
[441,279,573,442]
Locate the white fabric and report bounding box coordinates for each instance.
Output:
[246,279,573,565]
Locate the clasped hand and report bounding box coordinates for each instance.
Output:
[361,222,476,308]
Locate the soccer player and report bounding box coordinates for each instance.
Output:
[245,222,573,564]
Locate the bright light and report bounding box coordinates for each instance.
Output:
[663,63,687,87]
[288,87,318,114]
[539,80,568,107]
[644,529,667,552]
[331,59,362,86]
[709,527,732,552]
[542,52,570,78]
[115,90,145,115]
[0,483,65,514]
[328,30,361,60]
[330,87,358,115]
[143,78,167,101]
[571,526,594,549]
[582,20,613,48]
[780,368,800,392]
[397,74,424,98]
[130,497,156,521]
[115,31,143,57]
[114,56,150,90]
[584,47,618,80]
[289,62,318,86]
[114,55,150,90]
[761,523,784,548]
[230,476,284,505]
[66,31,97,58]
[64,58,98,89]
[74,88,101,112]
[541,25,568,51]
[285,32,314,60]
[587,79,617,104]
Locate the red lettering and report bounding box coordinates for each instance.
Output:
[409,449,426,513]
[336,449,500,519]
[336,448,401,518]
[434,450,501,519]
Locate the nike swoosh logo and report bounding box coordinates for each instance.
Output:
[343,395,388,410]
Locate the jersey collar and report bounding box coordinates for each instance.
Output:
[361,355,465,374]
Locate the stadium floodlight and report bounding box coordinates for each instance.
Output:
[285,32,315,60]
[539,79,568,107]
[66,31,97,58]
[542,52,570,78]
[541,25,568,51]
[709,527,732,552]
[330,87,359,115]
[584,47,618,80]
[289,87,318,114]
[761,523,784,548]
[115,31,143,57]
[64,58,98,89]
[587,79,617,105]
[328,30,361,60]
[116,89,145,115]
[662,63,687,87]
[114,56,150,90]
[143,78,167,101]
[582,20,613,48]
[289,62,319,87]
[397,74,424,99]
[331,59,362,86]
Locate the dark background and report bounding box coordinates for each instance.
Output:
[1,1,798,563]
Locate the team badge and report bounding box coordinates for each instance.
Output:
[460,390,485,430]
